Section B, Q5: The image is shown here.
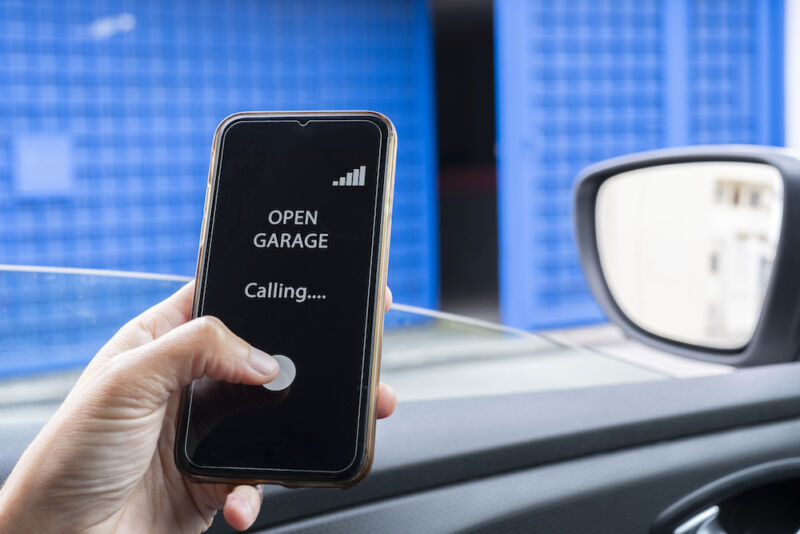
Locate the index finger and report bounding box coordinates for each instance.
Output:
[130,279,197,339]
[384,286,393,313]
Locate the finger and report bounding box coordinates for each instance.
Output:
[111,316,280,406]
[131,279,197,339]
[223,485,263,531]
[384,286,393,313]
[377,382,397,419]
[95,280,197,360]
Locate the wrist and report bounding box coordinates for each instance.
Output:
[0,453,74,534]
[0,481,44,534]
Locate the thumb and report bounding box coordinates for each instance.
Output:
[107,316,279,406]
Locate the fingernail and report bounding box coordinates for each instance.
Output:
[249,347,279,376]
[249,494,261,522]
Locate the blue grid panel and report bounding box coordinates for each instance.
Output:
[689,0,784,146]
[495,0,784,331]
[0,0,437,312]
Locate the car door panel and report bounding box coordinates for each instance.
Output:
[196,362,800,532]
[249,418,800,533]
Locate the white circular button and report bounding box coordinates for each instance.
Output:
[263,354,296,392]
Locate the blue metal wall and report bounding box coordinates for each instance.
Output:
[495,0,784,331]
[0,0,437,309]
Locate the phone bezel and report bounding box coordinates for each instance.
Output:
[174,111,396,488]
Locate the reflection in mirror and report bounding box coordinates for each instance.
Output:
[596,162,783,349]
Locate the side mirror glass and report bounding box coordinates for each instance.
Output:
[596,162,782,350]
[574,147,798,366]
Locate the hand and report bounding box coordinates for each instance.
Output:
[0,281,397,533]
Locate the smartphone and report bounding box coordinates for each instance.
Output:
[174,111,396,487]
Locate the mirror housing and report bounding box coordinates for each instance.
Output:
[574,146,800,366]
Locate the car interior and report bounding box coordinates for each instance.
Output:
[4,145,800,533]
[2,1,799,533]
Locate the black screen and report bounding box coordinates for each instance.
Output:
[183,116,389,475]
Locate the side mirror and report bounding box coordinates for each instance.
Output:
[574,146,800,366]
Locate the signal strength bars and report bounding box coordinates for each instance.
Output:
[333,166,366,187]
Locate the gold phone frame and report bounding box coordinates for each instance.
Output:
[175,110,396,488]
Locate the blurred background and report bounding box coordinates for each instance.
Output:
[0,0,790,359]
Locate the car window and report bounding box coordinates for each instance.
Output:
[2,2,771,414]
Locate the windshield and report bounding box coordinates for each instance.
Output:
[1,2,761,410]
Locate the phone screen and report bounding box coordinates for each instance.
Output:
[182,116,390,476]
